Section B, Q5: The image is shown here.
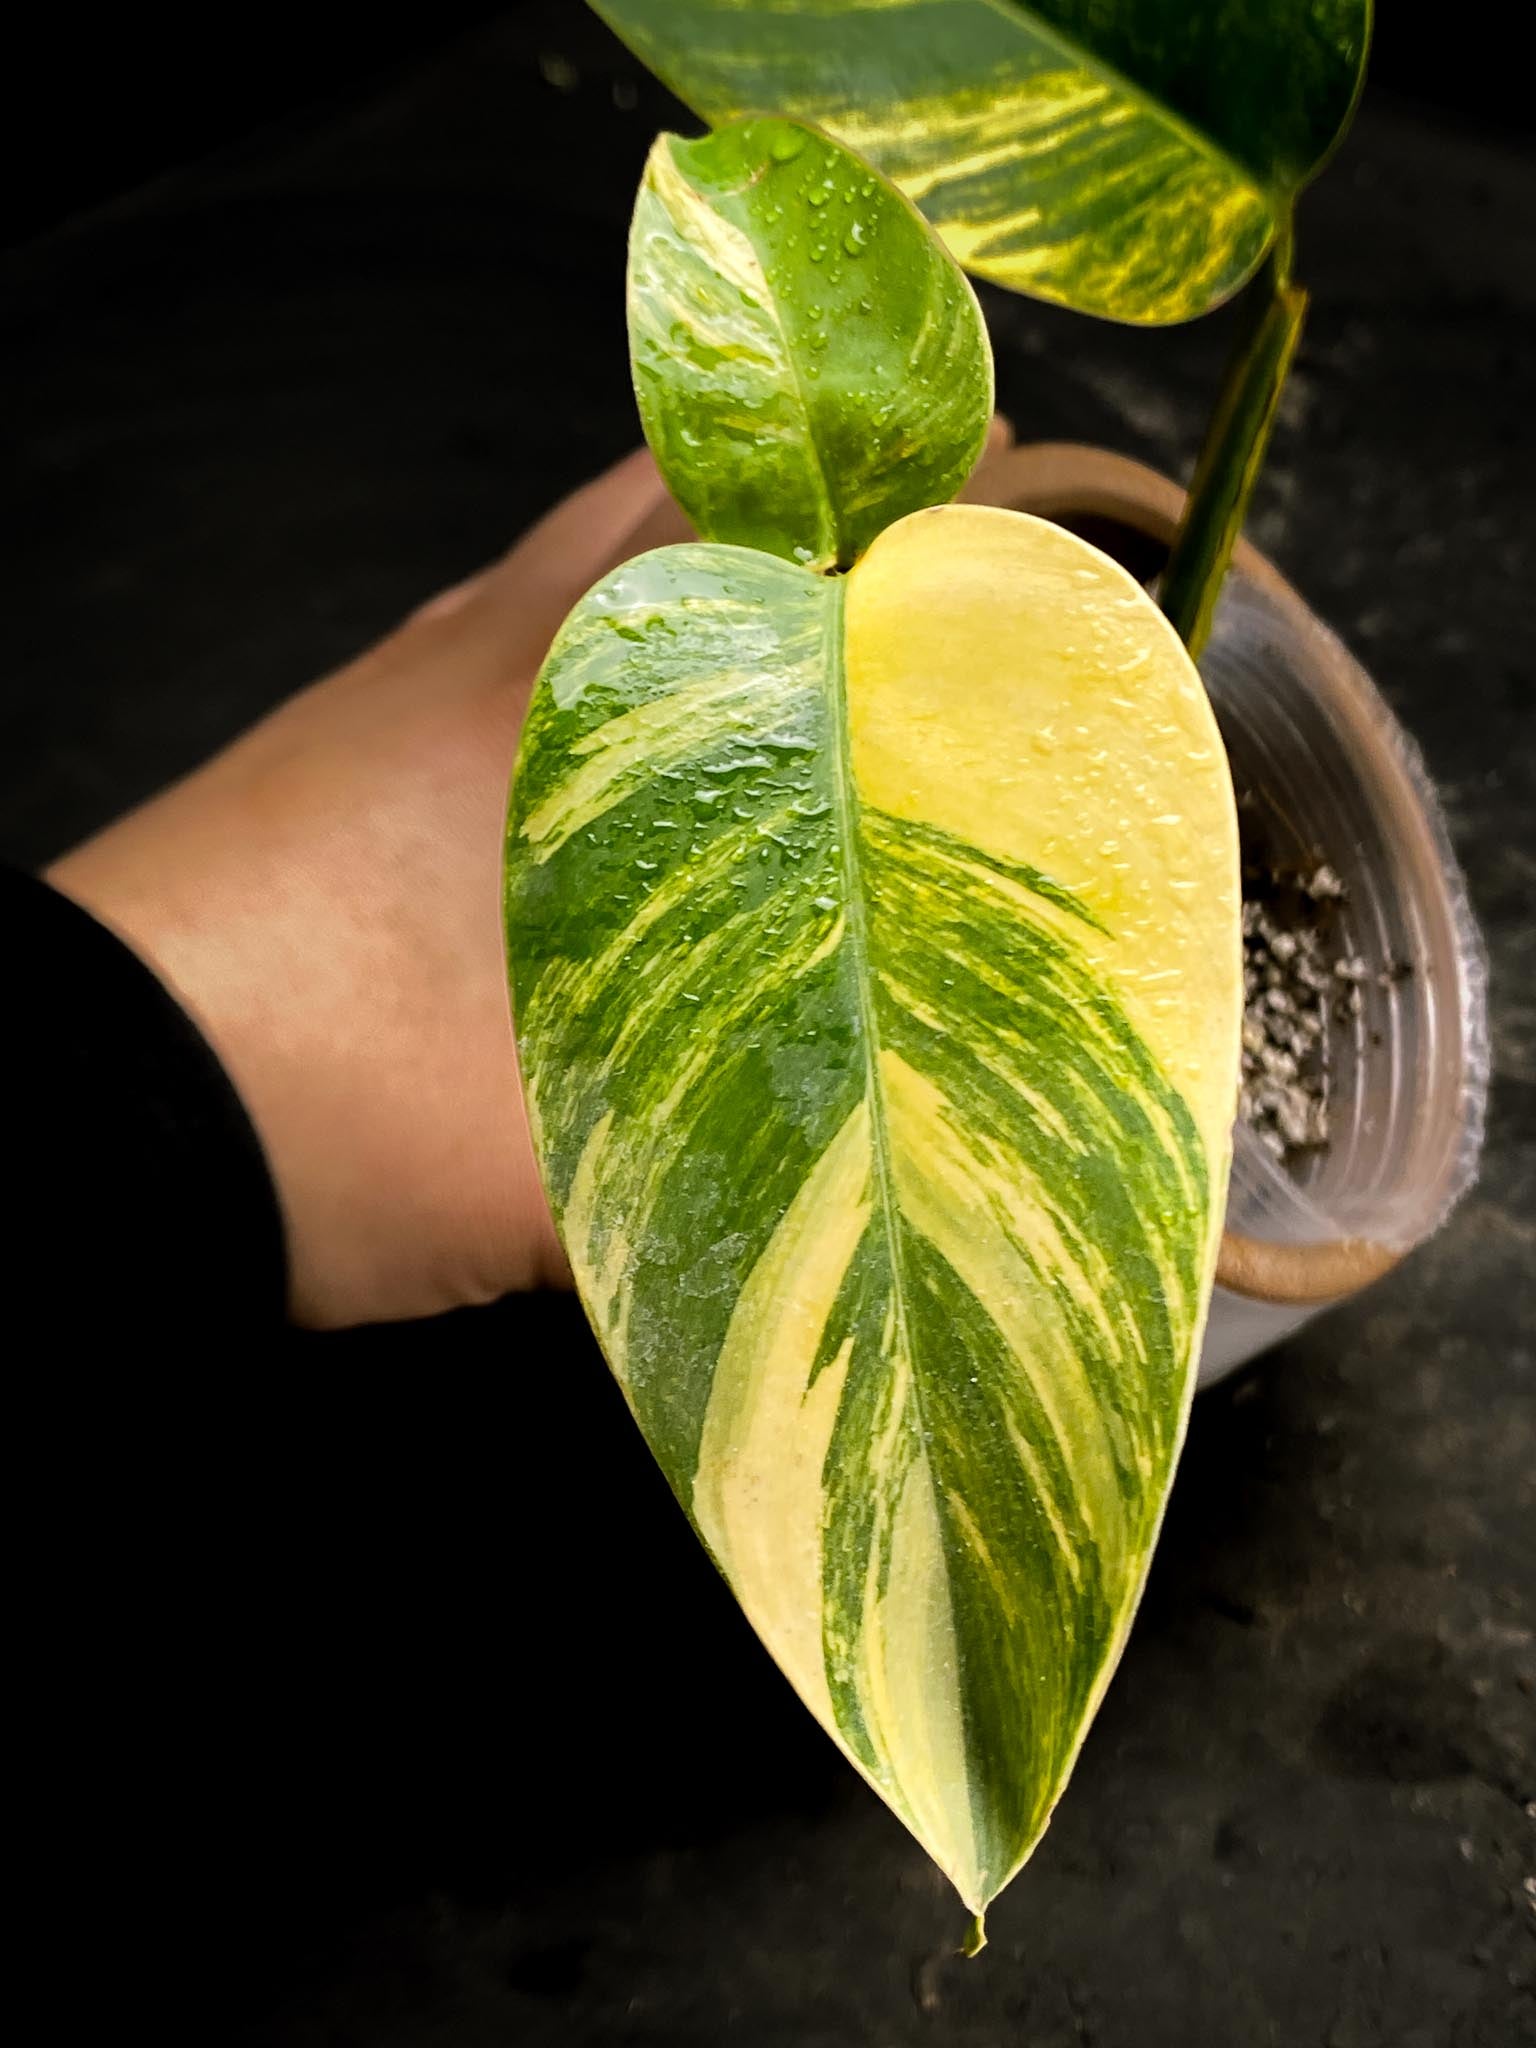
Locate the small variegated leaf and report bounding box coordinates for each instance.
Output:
[629,117,992,570]
[505,505,1242,1919]
[594,0,1371,323]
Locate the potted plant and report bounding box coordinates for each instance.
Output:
[502,5,1488,1955]
[585,0,1488,1383]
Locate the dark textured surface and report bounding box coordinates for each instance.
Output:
[3,7,1532,2043]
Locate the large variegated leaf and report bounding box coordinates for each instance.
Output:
[593,0,1372,323]
[505,504,1241,1927]
[630,116,991,569]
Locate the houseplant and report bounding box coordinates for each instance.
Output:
[504,0,1489,1954]
[584,0,1488,1373]
[503,114,1243,1947]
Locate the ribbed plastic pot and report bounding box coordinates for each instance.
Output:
[968,444,1490,1387]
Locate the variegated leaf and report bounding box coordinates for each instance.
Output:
[505,504,1241,1926]
[630,117,992,569]
[593,0,1371,323]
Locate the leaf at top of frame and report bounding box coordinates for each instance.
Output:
[596,0,1372,323]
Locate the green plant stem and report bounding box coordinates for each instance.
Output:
[1159,233,1308,661]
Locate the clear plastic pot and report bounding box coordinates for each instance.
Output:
[971,445,1490,1386]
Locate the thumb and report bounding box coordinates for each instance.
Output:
[417,445,683,671]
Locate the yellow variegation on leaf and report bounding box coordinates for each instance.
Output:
[593,0,1371,324]
[506,507,1240,1930]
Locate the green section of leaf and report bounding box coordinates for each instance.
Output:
[596,0,1370,323]
[505,509,1241,1911]
[628,117,992,568]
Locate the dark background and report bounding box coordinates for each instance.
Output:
[2,2,1529,248]
[3,5,1532,2043]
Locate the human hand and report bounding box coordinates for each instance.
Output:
[48,447,686,1324]
[50,422,1012,1328]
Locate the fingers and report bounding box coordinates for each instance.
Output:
[960,412,1018,504]
[984,412,1015,460]
[405,445,677,666]
[413,411,1017,675]
[470,446,677,654]
[497,444,670,582]
[611,488,695,560]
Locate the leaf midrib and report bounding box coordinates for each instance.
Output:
[677,129,844,569]
[822,573,921,1482]
[824,569,986,1886]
